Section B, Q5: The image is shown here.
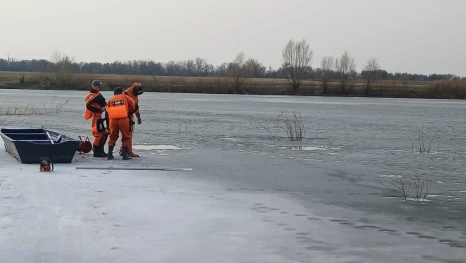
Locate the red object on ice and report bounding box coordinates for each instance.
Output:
[77,136,92,154]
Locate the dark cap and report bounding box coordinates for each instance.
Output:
[114,87,123,95]
[92,80,103,87]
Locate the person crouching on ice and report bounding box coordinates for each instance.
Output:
[106,87,138,160]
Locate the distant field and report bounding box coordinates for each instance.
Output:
[0,71,464,99]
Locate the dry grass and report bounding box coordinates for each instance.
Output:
[1,104,40,116]
[378,171,431,202]
[0,97,68,116]
[411,126,456,155]
[276,110,306,141]
[1,71,464,99]
[250,110,306,141]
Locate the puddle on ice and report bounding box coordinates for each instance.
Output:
[378,174,403,178]
[405,198,432,202]
[133,145,184,150]
[426,194,443,198]
[382,196,432,202]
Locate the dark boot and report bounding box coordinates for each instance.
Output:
[121,146,131,160]
[93,145,107,158]
[107,145,114,160]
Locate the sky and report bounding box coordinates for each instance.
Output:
[1,0,465,76]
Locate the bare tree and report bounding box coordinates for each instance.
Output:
[320,56,334,95]
[194,57,208,76]
[281,38,313,93]
[184,59,195,76]
[50,51,74,89]
[245,58,265,78]
[227,51,252,94]
[362,57,380,95]
[335,51,356,96]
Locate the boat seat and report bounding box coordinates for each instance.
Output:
[2,133,45,135]
[13,140,52,142]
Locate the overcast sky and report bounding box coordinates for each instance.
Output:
[1,0,465,76]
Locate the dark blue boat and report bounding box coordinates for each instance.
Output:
[0,128,81,164]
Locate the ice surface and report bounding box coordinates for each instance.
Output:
[0,150,464,263]
[1,90,465,262]
[132,144,184,150]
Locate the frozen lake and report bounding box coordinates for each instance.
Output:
[0,89,465,262]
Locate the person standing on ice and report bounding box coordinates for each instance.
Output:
[119,82,144,158]
[106,87,138,160]
[83,80,109,158]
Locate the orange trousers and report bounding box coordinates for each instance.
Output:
[108,118,131,147]
[119,115,137,156]
[91,116,108,146]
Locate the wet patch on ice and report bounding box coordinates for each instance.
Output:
[278,145,328,151]
[378,174,403,178]
[133,144,184,150]
[438,239,466,248]
[426,194,443,198]
[132,144,185,156]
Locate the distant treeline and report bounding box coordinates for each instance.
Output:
[0,57,461,82]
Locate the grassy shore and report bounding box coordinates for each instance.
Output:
[1,71,465,99]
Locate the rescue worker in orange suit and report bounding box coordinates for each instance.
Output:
[106,87,138,160]
[119,82,144,157]
[83,80,108,157]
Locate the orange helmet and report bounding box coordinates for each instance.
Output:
[132,82,143,88]
[131,82,144,95]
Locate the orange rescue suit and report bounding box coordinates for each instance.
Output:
[122,83,143,157]
[106,94,137,148]
[84,89,107,147]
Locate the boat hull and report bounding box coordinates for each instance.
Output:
[0,128,81,164]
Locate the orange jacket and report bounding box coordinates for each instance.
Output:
[124,82,143,117]
[124,87,139,104]
[106,94,138,120]
[84,89,106,119]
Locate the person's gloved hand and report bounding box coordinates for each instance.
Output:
[137,117,142,125]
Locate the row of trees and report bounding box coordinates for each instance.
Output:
[281,39,381,95]
[1,40,462,92]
